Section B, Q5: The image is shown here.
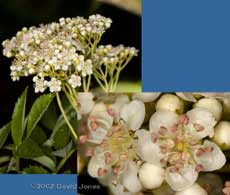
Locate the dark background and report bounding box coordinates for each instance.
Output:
[0,0,141,127]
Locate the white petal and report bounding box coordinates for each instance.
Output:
[176,93,197,102]
[88,103,113,143]
[77,92,94,114]
[109,95,130,122]
[87,153,109,178]
[139,163,165,189]
[175,183,207,195]
[120,100,145,131]
[120,161,142,193]
[184,108,217,140]
[134,130,163,166]
[149,110,178,134]
[165,165,198,191]
[132,92,161,102]
[193,140,226,171]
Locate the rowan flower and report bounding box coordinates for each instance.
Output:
[47,78,62,92]
[68,74,81,88]
[135,108,226,191]
[82,96,145,194]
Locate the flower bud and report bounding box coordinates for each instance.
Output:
[194,98,222,121]
[139,163,165,189]
[156,94,184,114]
[175,183,207,195]
[132,92,161,102]
[213,121,230,150]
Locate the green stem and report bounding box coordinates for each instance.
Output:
[55,149,76,173]
[83,77,87,92]
[62,88,78,113]
[56,93,77,142]
[86,75,91,92]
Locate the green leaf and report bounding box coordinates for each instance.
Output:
[53,128,70,150]
[40,101,58,130]
[32,156,56,171]
[27,94,54,137]
[0,122,11,149]
[0,156,11,165]
[52,141,73,157]
[11,87,28,146]
[44,106,77,147]
[30,126,47,145]
[23,166,48,174]
[16,138,44,158]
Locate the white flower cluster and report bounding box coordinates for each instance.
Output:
[77,92,228,195]
[2,15,112,93]
[94,44,138,66]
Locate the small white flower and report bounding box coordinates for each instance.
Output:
[33,77,48,93]
[81,59,93,77]
[47,78,62,92]
[68,74,81,88]
[136,108,225,191]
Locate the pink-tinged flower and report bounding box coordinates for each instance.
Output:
[85,97,145,194]
[135,108,226,191]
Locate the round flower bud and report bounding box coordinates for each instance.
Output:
[139,163,165,189]
[156,94,184,114]
[194,98,222,121]
[175,183,207,195]
[213,121,230,150]
[132,92,161,102]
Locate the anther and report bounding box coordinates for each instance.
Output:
[178,114,189,125]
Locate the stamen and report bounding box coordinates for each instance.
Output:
[106,130,113,137]
[90,121,98,131]
[168,166,177,173]
[175,163,183,169]
[107,108,117,117]
[104,152,112,164]
[195,164,203,172]
[79,135,88,144]
[86,147,94,157]
[159,126,167,136]
[167,139,175,149]
[193,123,204,132]
[204,146,214,153]
[97,168,107,177]
[178,114,189,125]
[113,166,122,176]
[170,124,178,133]
[160,158,167,166]
[160,145,167,154]
[151,133,158,143]
[119,154,127,161]
[181,151,190,161]
[89,115,97,122]
[196,148,206,157]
